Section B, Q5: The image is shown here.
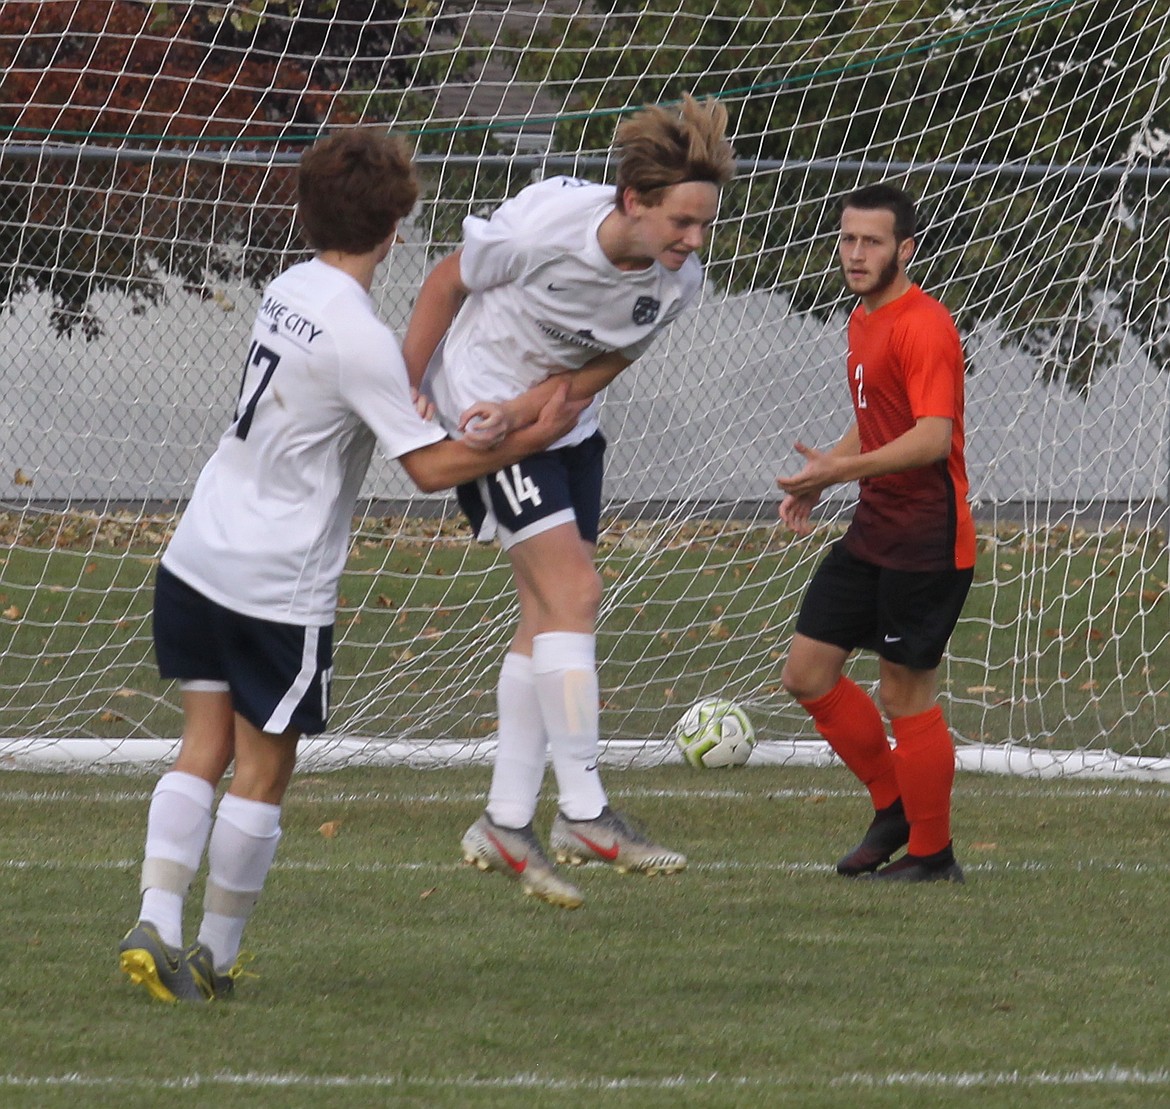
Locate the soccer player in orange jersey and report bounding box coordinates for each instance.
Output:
[776,183,975,882]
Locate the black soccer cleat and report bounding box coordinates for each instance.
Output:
[835,798,910,876]
[862,843,965,884]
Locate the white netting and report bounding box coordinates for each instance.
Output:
[0,1,1167,773]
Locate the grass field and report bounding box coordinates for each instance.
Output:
[1,515,1166,757]
[2,763,1168,1107]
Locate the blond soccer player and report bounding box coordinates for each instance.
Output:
[403,96,736,908]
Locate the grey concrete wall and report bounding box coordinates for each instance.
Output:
[3,242,1167,514]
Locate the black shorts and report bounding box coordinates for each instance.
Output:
[456,431,606,549]
[152,564,334,736]
[795,541,973,670]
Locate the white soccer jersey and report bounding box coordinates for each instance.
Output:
[163,258,446,625]
[424,176,704,448]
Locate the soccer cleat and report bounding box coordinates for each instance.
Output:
[835,798,911,877]
[118,921,204,1003]
[550,807,687,875]
[185,942,250,1001]
[461,813,584,910]
[861,845,966,884]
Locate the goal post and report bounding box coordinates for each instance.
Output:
[0,0,1167,778]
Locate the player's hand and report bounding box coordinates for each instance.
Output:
[778,491,819,536]
[459,401,512,451]
[533,379,588,443]
[411,387,436,422]
[776,441,838,499]
[777,441,838,536]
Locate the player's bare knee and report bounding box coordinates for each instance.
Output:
[524,563,601,629]
[877,683,935,721]
[780,661,816,703]
[580,566,603,616]
[558,565,602,624]
[876,686,901,720]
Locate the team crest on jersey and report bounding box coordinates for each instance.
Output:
[632,296,660,325]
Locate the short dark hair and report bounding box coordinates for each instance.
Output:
[297,128,419,254]
[841,183,917,242]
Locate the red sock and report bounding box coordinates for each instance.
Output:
[801,677,899,809]
[891,706,956,856]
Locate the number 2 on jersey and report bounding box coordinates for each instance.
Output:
[234,341,281,440]
[853,361,867,409]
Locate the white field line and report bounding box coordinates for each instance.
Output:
[0,1067,1167,1093]
[2,782,1169,805]
[5,856,1170,876]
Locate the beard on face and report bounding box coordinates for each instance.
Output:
[843,249,901,296]
[872,251,901,293]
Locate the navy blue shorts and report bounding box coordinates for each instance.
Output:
[152,565,334,735]
[795,541,973,671]
[456,431,606,549]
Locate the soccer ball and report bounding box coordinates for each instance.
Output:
[672,698,755,768]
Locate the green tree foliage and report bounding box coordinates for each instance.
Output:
[0,0,463,336]
[510,0,1170,391]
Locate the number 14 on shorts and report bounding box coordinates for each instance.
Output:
[495,465,543,514]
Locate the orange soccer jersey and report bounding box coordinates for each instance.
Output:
[843,284,976,571]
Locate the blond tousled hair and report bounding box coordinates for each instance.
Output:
[614,94,736,208]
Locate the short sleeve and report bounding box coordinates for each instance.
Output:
[459,190,544,292]
[338,325,447,461]
[896,304,963,419]
[459,177,603,293]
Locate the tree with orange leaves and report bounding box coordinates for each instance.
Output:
[0,1,457,334]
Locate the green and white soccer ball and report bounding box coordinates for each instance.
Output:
[673,698,755,768]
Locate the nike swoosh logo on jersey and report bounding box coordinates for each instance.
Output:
[883,634,902,643]
[547,283,569,291]
[574,833,620,861]
[485,829,528,873]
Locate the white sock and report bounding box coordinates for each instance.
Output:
[197,793,282,972]
[486,652,548,828]
[532,631,608,821]
[139,771,215,949]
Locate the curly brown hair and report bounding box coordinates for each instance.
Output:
[613,94,736,209]
[297,128,420,254]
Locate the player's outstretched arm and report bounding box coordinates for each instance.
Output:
[776,424,861,499]
[775,418,952,534]
[402,250,467,390]
[846,416,951,480]
[775,424,860,535]
[398,381,587,493]
[459,350,633,449]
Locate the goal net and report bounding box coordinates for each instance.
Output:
[1,0,1167,777]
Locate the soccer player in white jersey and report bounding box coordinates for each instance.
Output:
[402,95,736,909]
[117,127,584,1003]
